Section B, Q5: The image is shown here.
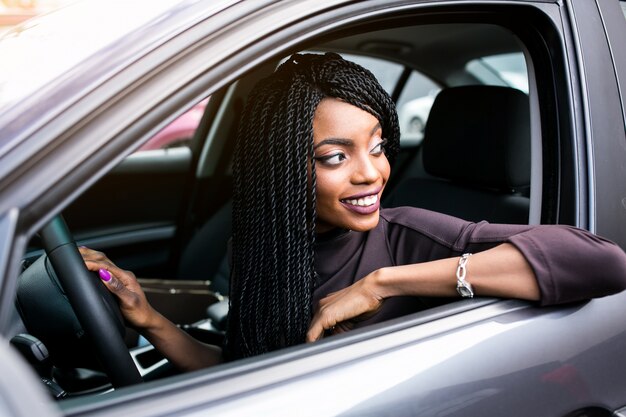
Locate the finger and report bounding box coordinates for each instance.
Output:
[306,314,325,342]
[83,259,118,274]
[97,268,135,302]
[306,312,336,343]
[84,260,137,288]
[306,326,324,343]
[79,247,112,263]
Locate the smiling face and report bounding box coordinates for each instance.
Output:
[313,98,391,233]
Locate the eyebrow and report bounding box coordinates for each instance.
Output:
[313,138,353,150]
[313,122,382,150]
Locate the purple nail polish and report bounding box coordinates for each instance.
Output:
[99,269,111,282]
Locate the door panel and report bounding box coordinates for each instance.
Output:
[62,148,191,276]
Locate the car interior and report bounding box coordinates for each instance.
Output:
[11,14,550,399]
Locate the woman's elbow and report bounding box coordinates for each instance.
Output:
[596,243,626,294]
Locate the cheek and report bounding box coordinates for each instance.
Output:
[378,155,391,183]
[314,164,353,212]
[314,170,337,207]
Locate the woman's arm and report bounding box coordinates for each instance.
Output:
[308,217,626,342]
[378,243,539,299]
[131,309,222,372]
[80,247,222,372]
[381,208,626,306]
[307,243,538,342]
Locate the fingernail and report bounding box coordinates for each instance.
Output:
[99,269,111,282]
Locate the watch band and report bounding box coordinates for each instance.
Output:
[456,253,474,298]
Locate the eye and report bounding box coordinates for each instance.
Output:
[370,139,387,155]
[315,152,347,166]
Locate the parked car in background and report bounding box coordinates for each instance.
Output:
[137,98,208,151]
[1,1,626,416]
[397,90,437,144]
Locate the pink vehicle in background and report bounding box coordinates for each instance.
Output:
[138,98,209,151]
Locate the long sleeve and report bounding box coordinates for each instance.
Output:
[382,207,626,306]
[506,225,626,305]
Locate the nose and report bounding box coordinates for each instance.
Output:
[351,154,380,184]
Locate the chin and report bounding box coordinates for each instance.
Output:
[346,213,380,232]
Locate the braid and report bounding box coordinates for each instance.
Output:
[227,53,399,359]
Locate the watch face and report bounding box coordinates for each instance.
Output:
[457,282,474,298]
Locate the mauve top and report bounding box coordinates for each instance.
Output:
[313,207,626,327]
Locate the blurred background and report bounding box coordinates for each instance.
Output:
[0,0,74,35]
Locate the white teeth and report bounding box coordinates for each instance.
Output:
[343,194,378,207]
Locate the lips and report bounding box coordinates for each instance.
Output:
[340,188,382,215]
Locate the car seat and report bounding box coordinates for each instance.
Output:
[385,85,531,224]
[174,199,232,329]
[177,199,232,295]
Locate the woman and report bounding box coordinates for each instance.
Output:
[81,53,626,369]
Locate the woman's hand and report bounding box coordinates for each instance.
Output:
[79,247,157,330]
[80,247,223,371]
[306,273,384,342]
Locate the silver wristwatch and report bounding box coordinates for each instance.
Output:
[456,253,474,298]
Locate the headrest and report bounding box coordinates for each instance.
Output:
[422,86,530,191]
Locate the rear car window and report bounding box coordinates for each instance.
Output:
[396,73,441,145]
[466,52,528,93]
[343,50,528,147]
[342,53,441,146]
[340,53,404,93]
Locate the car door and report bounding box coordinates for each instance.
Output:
[3,0,626,416]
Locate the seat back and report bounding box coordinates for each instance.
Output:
[177,199,231,294]
[386,85,531,224]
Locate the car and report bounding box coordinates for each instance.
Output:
[137,97,209,151]
[1,0,626,416]
[397,91,436,144]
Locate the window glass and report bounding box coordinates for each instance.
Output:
[333,52,441,146]
[466,52,528,93]
[396,72,441,145]
[621,0,626,20]
[340,53,404,94]
[136,97,209,153]
[394,52,528,147]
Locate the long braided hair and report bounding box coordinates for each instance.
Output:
[228,52,400,359]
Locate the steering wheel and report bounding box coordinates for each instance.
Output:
[37,215,142,388]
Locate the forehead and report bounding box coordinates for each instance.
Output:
[312,98,380,139]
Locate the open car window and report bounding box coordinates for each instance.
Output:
[15,16,538,395]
